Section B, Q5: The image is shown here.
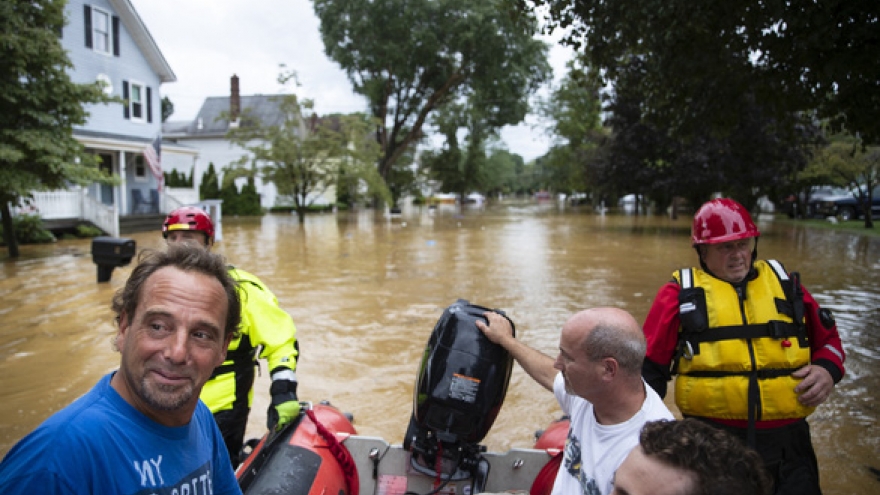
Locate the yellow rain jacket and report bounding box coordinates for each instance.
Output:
[200,267,298,413]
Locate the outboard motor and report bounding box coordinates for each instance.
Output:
[404,299,515,492]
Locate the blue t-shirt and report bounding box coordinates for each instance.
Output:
[0,373,241,495]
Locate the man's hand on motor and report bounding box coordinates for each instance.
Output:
[476,311,514,345]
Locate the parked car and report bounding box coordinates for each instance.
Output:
[813,185,880,220]
[781,186,850,218]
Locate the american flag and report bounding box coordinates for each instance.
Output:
[143,134,163,191]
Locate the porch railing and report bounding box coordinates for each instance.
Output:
[81,193,118,237]
[12,189,119,237]
[13,187,199,238]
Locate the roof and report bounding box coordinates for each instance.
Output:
[73,129,197,155]
[163,94,291,138]
[111,0,176,83]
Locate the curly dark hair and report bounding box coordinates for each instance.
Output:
[111,244,240,340]
[639,419,772,495]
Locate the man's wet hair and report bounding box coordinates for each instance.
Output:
[639,418,772,495]
[111,244,241,339]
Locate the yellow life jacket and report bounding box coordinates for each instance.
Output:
[673,260,814,421]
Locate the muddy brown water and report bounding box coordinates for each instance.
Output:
[1,201,877,493]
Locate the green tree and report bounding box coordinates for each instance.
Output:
[591,57,814,215]
[314,0,551,190]
[164,169,193,187]
[483,148,525,197]
[161,96,174,123]
[238,177,262,216]
[199,163,221,200]
[226,71,389,223]
[1,0,115,257]
[526,0,880,143]
[806,132,880,228]
[216,175,261,216]
[539,58,606,198]
[423,102,486,203]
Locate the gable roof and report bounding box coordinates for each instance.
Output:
[164,94,290,138]
[111,0,176,83]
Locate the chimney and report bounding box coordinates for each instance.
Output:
[230,74,240,123]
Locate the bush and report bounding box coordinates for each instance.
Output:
[0,214,56,246]
[269,204,340,214]
[75,224,104,238]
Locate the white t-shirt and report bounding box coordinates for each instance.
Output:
[549,373,674,495]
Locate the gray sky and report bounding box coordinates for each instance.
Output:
[129,0,572,162]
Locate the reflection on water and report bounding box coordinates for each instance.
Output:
[1,202,877,493]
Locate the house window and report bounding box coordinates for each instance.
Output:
[133,155,147,181]
[122,81,153,122]
[130,82,144,121]
[92,8,111,54]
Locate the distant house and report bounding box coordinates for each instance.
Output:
[162,75,335,209]
[19,0,197,236]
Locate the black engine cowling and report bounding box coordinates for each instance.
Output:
[404,299,515,483]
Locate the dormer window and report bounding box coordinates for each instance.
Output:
[84,5,119,56]
[92,8,110,53]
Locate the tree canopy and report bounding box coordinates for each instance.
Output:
[525,0,880,143]
[314,0,552,189]
[1,0,114,257]
[537,58,606,197]
[569,54,815,214]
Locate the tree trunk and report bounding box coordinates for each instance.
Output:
[1,201,20,258]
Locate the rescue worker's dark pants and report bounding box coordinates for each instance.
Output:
[214,404,251,469]
[697,417,822,495]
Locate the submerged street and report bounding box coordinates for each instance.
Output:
[1,201,877,493]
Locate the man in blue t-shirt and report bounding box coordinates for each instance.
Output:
[0,245,243,495]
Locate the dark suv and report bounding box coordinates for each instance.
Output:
[813,186,880,220]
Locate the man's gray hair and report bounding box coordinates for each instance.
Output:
[584,322,647,374]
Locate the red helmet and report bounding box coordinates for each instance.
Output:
[162,206,215,243]
[691,198,759,245]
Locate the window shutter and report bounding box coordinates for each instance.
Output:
[84,5,92,48]
[146,87,153,123]
[122,81,130,119]
[112,16,120,56]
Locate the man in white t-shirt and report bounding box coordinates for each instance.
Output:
[477,308,673,495]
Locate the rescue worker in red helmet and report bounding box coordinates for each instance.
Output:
[162,206,300,468]
[641,198,845,495]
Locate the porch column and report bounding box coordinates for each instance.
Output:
[119,150,128,214]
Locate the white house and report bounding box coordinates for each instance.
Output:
[162,76,336,209]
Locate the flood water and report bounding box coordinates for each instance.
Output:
[1,200,877,493]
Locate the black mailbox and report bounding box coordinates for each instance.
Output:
[91,236,136,283]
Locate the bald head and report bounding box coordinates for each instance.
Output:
[562,307,646,375]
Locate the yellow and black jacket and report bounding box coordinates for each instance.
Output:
[200,267,298,414]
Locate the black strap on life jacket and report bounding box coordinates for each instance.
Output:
[773,267,808,348]
[675,263,809,361]
[683,368,798,379]
[210,334,257,408]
